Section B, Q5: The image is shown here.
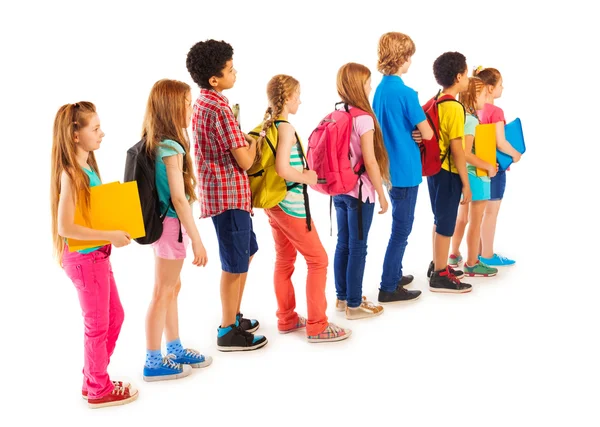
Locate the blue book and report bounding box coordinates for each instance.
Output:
[497,118,525,171]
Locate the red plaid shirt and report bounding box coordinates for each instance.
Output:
[192,89,251,218]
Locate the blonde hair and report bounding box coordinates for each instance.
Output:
[51,102,100,264]
[377,32,416,75]
[141,79,197,204]
[254,74,300,164]
[459,77,485,115]
[337,63,390,184]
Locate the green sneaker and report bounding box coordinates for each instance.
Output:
[464,261,498,277]
[448,254,463,267]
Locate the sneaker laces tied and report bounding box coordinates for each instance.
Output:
[163,354,182,370]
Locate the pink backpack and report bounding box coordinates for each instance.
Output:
[307,103,370,196]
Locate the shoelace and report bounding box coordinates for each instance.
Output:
[110,384,127,396]
[360,300,378,310]
[444,267,462,286]
[497,254,511,262]
[183,348,202,358]
[162,354,182,370]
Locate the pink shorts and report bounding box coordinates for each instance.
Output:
[152,217,189,260]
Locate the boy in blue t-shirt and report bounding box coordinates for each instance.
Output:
[373,32,434,304]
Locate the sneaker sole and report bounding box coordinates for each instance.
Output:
[88,390,139,409]
[217,339,268,352]
[189,356,213,369]
[429,286,472,294]
[279,326,307,334]
[378,293,422,305]
[307,330,352,343]
[345,310,384,320]
[465,272,497,277]
[143,366,193,382]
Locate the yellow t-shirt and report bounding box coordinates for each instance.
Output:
[438,94,465,174]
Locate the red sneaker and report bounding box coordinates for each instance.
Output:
[82,380,131,400]
[87,383,138,409]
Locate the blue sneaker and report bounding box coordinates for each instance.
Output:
[172,348,213,369]
[143,354,193,382]
[479,253,515,266]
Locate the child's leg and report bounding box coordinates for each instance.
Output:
[345,198,375,308]
[268,207,328,337]
[236,255,253,315]
[380,186,419,292]
[266,208,299,331]
[164,277,182,343]
[220,272,241,327]
[466,201,487,265]
[481,200,501,258]
[106,260,125,362]
[145,257,184,353]
[451,202,469,258]
[333,196,350,301]
[64,249,115,399]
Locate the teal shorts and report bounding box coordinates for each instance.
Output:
[468,174,491,202]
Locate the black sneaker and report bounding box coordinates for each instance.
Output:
[427,261,464,279]
[429,267,472,294]
[398,275,414,287]
[236,313,259,333]
[217,325,268,352]
[378,286,422,304]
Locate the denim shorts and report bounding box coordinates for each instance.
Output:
[427,168,462,237]
[211,209,258,274]
[490,170,506,201]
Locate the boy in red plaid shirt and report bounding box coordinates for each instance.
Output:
[186,40,267,352]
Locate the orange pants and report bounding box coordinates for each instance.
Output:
[265,206,328,336]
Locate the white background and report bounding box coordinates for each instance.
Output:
[1,0,598,426]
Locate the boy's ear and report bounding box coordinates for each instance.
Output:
[209,76,219,88]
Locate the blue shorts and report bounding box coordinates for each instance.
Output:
[427,168,462,237]
[490,170,506,201]
[468,174,491,202]
[211,209,258,274]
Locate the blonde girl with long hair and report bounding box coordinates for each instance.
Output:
[333,63,389,319]
[51,101,138,408]
[140,79,211,382]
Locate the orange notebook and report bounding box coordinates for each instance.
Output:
[67,181,145,251]
[474,124,497,177]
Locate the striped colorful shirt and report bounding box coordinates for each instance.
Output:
[192,89,251,218]
[278,140,306,218]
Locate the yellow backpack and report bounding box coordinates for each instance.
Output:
[247,119,306,209]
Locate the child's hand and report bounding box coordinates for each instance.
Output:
[109,231,131,248]
[191,239,208,267]
[378,194,389,214]
[461,186,472,205]
[412,130,423,144]
[303,169,318,186]
[512,152,522,163]
[243,133,256,146]
[487,164,498,178]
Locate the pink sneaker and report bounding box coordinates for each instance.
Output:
[307,322,351,343]
[279,316,307,334]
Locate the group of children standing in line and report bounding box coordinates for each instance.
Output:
[50,32,521,408]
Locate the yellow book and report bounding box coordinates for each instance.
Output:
[474,124,497,177]
[67,181,145,251]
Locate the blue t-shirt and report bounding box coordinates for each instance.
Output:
[155,139,186,218]
[77,167,102,254]
[372,75,426,188]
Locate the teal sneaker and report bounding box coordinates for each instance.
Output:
[464,261,498,277]
[479,253,515,266]
[448,254,463,267]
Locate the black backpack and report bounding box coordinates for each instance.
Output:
[124,139,181,244]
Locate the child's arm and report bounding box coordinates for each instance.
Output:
[230,134,258,171]
[464,135,497,177]
[275,123,317,185]
[415,119,434,141]
[164,154,207,267]
[360,129,388,214]
[495,122,521,163]
[449,138,472,204]
[57,171,130,247]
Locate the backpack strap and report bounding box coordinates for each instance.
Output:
[435,96,466,173]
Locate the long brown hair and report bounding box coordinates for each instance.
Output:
[337,63,390,183]
[253,74,300,164]
[141,79,197,203]
[459,77,485,115]
[51,101,100,264]
[474,67,501,88]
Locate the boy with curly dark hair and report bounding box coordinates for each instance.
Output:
[186,39,267,352]
[427,51,472,294]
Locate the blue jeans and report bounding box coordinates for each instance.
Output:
[333,195,375,308]
[380,185,419,292]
